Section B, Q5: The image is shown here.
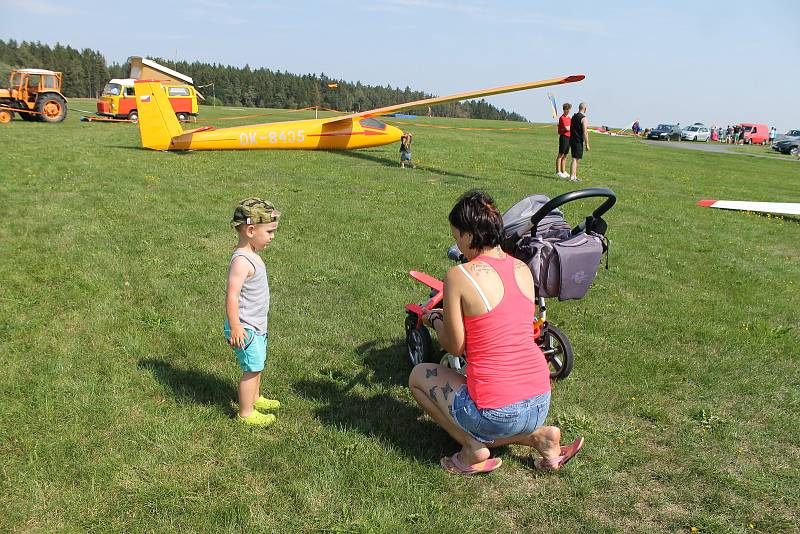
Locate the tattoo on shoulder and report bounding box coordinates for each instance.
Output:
[428,386,437,401]
[470,263,495,276]
[515,260,529,271]
[426,368,438,379]
[442,382,453,400]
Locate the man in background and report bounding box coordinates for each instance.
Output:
[569,102,590,182]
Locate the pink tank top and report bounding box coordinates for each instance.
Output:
[461,254,551,409]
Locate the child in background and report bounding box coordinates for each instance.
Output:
[224,198,281,427]
[400,132,415,168]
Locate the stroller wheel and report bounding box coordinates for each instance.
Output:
[440,353,466,375]
[538,323,574,380]
[405,313,433,366]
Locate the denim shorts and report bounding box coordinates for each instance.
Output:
[400,151,412,161]
[223,320,267,372]
[449,385,551,443]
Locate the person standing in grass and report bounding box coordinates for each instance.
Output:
[569,102,590,182]
[555,102,572,179]
[409,190,583,475]
[400,131,415,168]
[224,198,282,427]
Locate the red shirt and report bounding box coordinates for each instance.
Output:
[558,114,571,136]
[462,255,551,409]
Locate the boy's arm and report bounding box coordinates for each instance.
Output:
[226,256,254,348]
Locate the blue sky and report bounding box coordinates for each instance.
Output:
[2,0,799,130]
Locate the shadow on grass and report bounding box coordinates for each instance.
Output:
[138,358,236,415]
[508,167,571,181]
[330,149,481,180]
[293,376,453,462]
[357,338,414,388]
[292,338,460,462]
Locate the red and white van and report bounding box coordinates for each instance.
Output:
[739,123,769,145]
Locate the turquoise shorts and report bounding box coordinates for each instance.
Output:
[223,321,267,372]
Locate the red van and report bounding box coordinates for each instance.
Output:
[739,123,769,145]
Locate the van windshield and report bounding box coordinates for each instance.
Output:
[103,83,122,96]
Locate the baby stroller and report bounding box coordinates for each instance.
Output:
[404,187,616,380]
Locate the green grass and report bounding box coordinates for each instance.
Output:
[1,99,799,534]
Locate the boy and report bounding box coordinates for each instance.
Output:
[400,132,415,168]
[569,102,590,182]
[556,103,572,178]
[225,198,281,427]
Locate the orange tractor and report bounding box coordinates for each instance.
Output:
[0,68,68,124]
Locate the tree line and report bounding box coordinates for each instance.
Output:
[0,39,527,121]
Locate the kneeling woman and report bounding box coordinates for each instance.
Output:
[409,190,583,474]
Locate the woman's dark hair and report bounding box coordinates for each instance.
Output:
[448,190,504,250]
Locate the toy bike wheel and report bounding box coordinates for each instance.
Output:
[405,313,433,366]
[538,324,574,380]
[439,353,466,375]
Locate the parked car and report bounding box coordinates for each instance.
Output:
[647,124,681,141]
[774,129,800,144]
[739,123,769,144]
[771,137,800,156]
[680,124,710,142]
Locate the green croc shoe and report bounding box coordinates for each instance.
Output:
[237,410,276,427]
[254,396,281,412]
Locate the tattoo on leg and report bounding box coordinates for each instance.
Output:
[442,382,453,400]
[428,386,437,401]
[426,368,438,379]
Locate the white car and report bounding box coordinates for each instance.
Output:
[681,125,710,142]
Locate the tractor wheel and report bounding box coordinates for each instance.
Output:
[128,110,139,122]
[36,94,67,123]
[176,112,188,121]
[0,109,12,124]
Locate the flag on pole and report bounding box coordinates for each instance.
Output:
[547,92,558,120]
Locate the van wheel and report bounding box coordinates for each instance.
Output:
[176,112,187,121]
[128,110,139,122]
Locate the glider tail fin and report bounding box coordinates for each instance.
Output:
[133,80,183,150]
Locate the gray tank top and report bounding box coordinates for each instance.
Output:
[230,251,269,335]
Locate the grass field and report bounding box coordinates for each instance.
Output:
[1,99,798,534]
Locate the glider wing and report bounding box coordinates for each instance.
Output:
[318,74,585,125]
[697,199,800,216]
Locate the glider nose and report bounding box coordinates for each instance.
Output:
[386,122,403,144]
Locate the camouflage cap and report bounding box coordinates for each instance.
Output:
[231,198,281,228]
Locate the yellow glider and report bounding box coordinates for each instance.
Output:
[133,74,584,151]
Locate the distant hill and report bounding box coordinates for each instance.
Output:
[0,39,527,122]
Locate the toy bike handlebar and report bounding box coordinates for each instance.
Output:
[529,187,616,235]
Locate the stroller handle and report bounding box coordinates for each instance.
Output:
[529,187,616,235]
